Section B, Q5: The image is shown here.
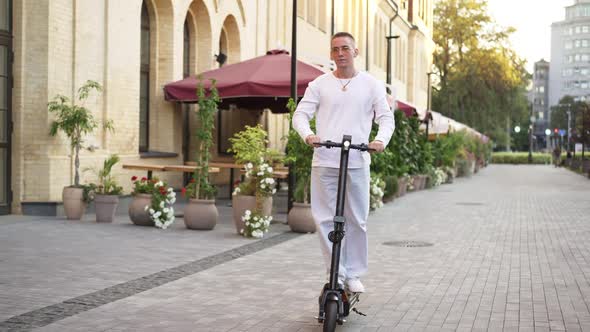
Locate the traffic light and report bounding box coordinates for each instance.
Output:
[554,128,559,134]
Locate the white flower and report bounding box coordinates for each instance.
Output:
[155,181,163,187]
[246,162,253,169]
[245,221,250,225]
[257,171,264,176]
[261,184,266,189]
[267,167,273,173]
[245,210,251,216]
[149,208,155,214]
[167,187,173,192]
[144,205,149,211]
[240,229,244,234]
[272,189,276,194]
[265,178,274,184]
[163,207,169,213]
[160,201,165,208]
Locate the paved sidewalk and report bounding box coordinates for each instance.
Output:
[1,165,590,331]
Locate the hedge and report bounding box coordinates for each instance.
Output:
[491,152,551,164]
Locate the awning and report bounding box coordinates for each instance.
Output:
[163,49,325,113]
[396,100,418,117]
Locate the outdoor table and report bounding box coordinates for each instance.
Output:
[122,163,219,180]
[122,164,166,180]
[185,161,288,199]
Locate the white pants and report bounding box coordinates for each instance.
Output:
[311,166,370,280]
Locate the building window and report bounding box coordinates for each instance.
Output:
[139,1,150,152]
[183,20,190,78]
[307,0,317,27]
[297,0,305,18]
[318,0,326,32]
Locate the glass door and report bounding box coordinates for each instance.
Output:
[0,0,12,214]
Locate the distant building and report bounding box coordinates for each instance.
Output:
[532,59,550,148]
[550,0,590,108]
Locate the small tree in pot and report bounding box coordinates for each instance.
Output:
[229,124,282,238]
[284,98,315,233]
[182,77,219,230]
[48,80,113,219]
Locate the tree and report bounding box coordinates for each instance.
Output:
[432,0,530,150]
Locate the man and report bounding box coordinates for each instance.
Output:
[292,32,394,293]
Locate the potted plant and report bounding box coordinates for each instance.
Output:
[284,98,315,233]
[228,124,282,238]
[128,176,176,229]
[85,154,123,223]
[182,77,218,230]
[48,80,113,220]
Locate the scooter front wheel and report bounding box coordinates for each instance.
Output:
[323,300,338,332]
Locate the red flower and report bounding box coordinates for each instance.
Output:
[181,187,187,196]
[190,178,196,183]
[131,176,138,181]
[141,177,147,181]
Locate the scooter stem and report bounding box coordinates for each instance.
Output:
[328,135,352,290]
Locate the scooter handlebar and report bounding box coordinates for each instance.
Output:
[315,140,375,152]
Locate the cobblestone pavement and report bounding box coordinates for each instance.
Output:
[1,165,590,331]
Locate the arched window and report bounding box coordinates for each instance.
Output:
[139,1,150,152]
[183,19,190,78]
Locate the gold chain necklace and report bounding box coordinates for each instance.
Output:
[335,72,357,91]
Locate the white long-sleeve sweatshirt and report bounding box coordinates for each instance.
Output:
[292,71,395,169]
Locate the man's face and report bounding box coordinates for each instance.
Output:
[330,36,358,68]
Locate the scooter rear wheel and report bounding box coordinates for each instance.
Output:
[323,300,338,332]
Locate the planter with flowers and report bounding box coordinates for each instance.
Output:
[128,176,154,226]
[229,124,282,238]
[369,174,386,211]
[48,80,114,220]
[128,176,176,228]
[85,154,123,223]
[181,77,219,230]
[145,179,176,229]
[284,98,315,233]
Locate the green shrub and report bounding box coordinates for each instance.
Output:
[382,175,398,200]
[491,152,551,164]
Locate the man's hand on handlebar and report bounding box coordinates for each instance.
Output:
[305,134,321,147]
[368,140,385,154]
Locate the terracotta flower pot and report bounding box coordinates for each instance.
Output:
[288,202,315,233]
[184,199,218,230]
[128,193,154,226]
[232,195,272,234]
[94,194,119,223]
[63,186,87,220]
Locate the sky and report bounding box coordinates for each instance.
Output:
[486,0,573,73]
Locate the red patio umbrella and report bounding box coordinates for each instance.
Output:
[163,50,326,113]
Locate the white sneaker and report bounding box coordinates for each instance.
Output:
[345,279,365,293]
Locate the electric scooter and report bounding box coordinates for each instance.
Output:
[315,135,371,332]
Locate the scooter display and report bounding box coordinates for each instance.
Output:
[314,135,371,332]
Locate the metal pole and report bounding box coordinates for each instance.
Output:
[567,106,572,158]
[288,0,297,212]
